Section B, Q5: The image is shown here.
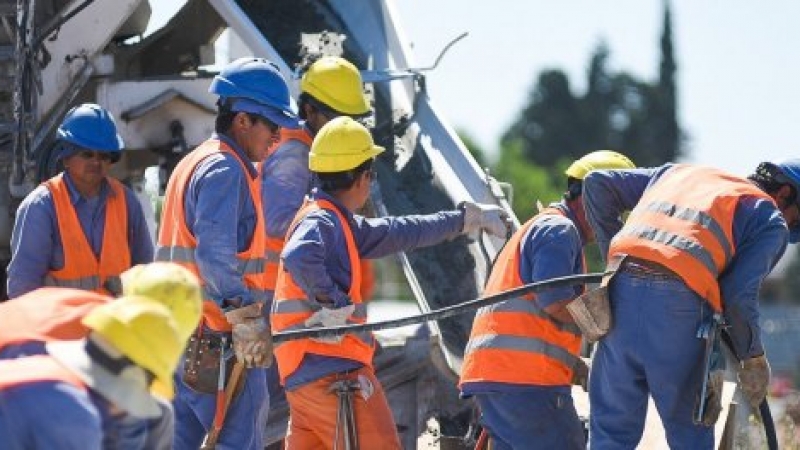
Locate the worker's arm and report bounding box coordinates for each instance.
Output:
[520,214,583,323]
[7,186,56,298]
[261,139,314,238]
[583,165,673,261]
[122,186,154,264]
[719,196,788,360]
[352,211,464,259]
[189,153,255,307]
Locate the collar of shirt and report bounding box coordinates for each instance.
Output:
[63,171,112,204]
[549,200,588,246]
[212,132,259,179]
[310,188,355,223]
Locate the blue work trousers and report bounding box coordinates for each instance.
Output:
[589,270,714,449]
[475,388,584,450]
[172,360,268,450]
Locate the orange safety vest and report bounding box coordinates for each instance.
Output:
[271,199,374,384]
[156,140,268,332]
[44,174,130,294]
[0,354,86,391]
[459,207,584,388]
[609,164,775,312]
[0,288,110,348]
[262,128,314,292]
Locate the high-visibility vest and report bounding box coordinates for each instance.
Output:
[262,128,314,292]
[44,174,130,295]
[0,354,86,391]
[156,140,268,332]
[609,164,775,312]
[0,288,110,349]
[271,199,373,384]
[460,207,584,387]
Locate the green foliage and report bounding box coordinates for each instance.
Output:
[500,7,683,169]
[493,138,563,221]
[457,128,489,169]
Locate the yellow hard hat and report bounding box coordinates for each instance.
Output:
[565,150,635,180]
[301,56,370,116]
[120,262,202,342]
[82,296,182,399]
[309,116,384,172]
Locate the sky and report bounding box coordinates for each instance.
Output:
[391,1,800,176]
[149,0,800,177]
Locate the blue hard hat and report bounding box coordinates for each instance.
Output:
[775,159,800,243]
[57,103,124,161]
[209,57,299,129]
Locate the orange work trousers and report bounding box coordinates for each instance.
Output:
[284,366,401,449]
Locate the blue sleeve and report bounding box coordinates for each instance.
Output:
[123,187,154,264]
[583,164,674,260]
[7,186,57,298]
[261,140,312,239]
[520,215,584,308]
[720,196,788,360]
[189,156,255,306]
[352,211,464,259]
[281,212,350,307]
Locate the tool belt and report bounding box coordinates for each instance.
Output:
[619,256,680,280]
[566,255,626,342]
[183,328,234,394]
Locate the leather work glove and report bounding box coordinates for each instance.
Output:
[738,354,770,409]
[460,201,510,238]
[304,304,356,344]
[699,370,725,427]
[571,358,590,392]
[225,304,273,368]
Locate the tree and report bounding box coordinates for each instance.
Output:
[500,3,684,169]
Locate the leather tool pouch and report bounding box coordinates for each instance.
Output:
[566,255,626,342]
[183,330,230,394]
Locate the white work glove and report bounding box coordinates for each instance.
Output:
[738,354,770,409]
[304,304,356,344]
[460,201,510,238]
[225,304,273,368]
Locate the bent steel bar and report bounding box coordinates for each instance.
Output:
[273,272,610,343]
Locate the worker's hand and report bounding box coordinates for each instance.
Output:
[225,304,272,368]
[571,358,590,392]
[738,354,770,409]
[460,201,510,238]
[304,304,356,344]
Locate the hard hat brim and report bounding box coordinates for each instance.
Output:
[229,98,300,129]
[310,143,385,173]
[47,340,163,419]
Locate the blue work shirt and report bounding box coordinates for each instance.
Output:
[583,164,789,359]
[261,124,316,239]
[7,173,153,298]
[182,133,260,307]
[0,376,112,449]
[281,189,465,389]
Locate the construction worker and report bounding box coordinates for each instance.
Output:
[260,55,373,417]
[0,262,202,450]
[583,160,800,448]
[0,296,185,450]
[271,116,510,449]
[7,103,153,298]
[156,57,298,450]
[458,151,636,449]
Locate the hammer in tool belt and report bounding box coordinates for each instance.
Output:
[200,337,245,450]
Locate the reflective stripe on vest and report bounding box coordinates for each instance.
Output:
[272,199,371,384]
[44,174,130,295]
[459,207,584,387]
[609,164,774,311]
[0,355,86,391]
[156,139,268,332]
[262,127,314,292]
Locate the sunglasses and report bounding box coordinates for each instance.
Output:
[77,151,114,162]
